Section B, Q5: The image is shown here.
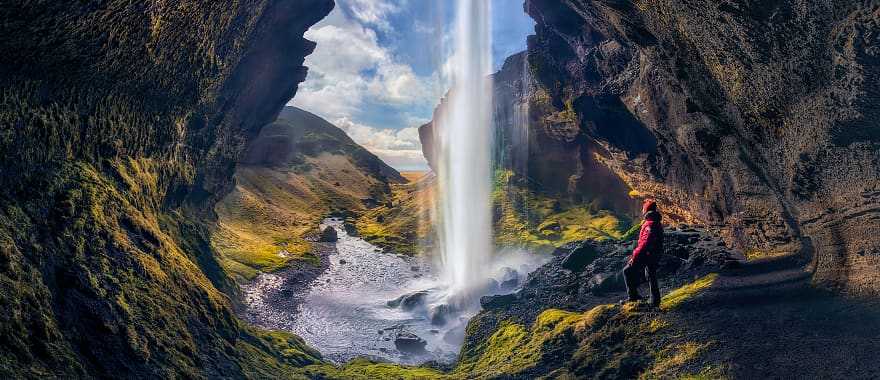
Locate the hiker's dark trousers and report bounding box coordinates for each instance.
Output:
[623,261,660,304]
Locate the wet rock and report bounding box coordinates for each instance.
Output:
[339,259,347,265]
[394,331,427,354]
[480,293,517,309]
[386,291,428,310]
[411,266,420,272]
[318,227,337,242]
[343,222,358,236]
[499,267,520,291]
[429,304,453,326]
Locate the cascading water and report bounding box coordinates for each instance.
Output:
[437,0,494,299]
[247,1,548,365]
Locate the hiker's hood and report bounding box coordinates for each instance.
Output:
[644,210,662,222]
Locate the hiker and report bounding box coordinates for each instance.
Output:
[622,199,664,307]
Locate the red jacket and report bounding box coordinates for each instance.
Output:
[631,211,663,265]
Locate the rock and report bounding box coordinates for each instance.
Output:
[539,221,562,233]
[343,222,358,236]
[429,304,453,326]
[339,259,347,265]
[318,227,337,242]
[480,293,517,309]
[394,332,427,354]
[386,291,428,310]
[361,198,378,208]
[376,215,385,223]
[561,242,600,272]
[411,266,420,272]
[499,267,520,291]
[721,259,742,270]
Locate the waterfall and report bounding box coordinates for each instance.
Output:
[437,0,493,297]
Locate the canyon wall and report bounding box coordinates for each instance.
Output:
[524,0,880,295]
[420,52,639,214]
[0,0,332,376]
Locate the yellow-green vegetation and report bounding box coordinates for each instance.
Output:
[455,306,617,378]
[660,273,718,311]
[356,174,435,255]
[492,170,634,250]
[214,153,393,282]
[303,358,444,380]
[0,158,325,378]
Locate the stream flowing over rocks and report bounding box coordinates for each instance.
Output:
[242,218,548,365]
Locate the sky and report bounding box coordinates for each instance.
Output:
[290,0,535,171]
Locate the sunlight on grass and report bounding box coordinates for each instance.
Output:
[660,273,718,311]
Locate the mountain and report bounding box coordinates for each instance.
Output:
[214,106,406,282]
[0,1,332,377]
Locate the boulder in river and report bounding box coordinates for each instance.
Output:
[343,222,358,236]
[387,291,428,310]
[318,226,338,242]
[394,331,427,354]
[429,304,453,326]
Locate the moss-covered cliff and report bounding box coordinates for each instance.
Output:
[0,1,332,377]
[523,0,880,295]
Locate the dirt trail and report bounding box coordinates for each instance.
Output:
[673,254,880,378]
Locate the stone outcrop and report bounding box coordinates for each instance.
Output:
[524,0,880,295]
[0,0,332,376]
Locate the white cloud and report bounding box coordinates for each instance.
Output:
[291,1,434,171]
[344,0,400,31]
[293,16,433,119]
[334,118,427,169]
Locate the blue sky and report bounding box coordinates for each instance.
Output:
[290,0,535,171]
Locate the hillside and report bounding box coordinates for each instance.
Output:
[214,107,405,282]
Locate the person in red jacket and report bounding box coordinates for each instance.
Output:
[623,199,664,306]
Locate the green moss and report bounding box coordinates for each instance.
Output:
[455,307,616,378]
[492,170,633,249]
[303,358,444,380]
[660,273,718,311]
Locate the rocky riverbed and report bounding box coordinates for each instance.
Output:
[242,218,547,365]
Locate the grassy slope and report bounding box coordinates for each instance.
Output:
[213,109,401,282]
[355,173,436,256]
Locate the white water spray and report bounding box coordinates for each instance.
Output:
[437,0,494,297]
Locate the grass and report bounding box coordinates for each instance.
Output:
[214,148,395,281]
[355,174,435,255]
[660,273,718,311]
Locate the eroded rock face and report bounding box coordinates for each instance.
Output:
[419,52,639,213]
[524,0,880,295]
[0,0,332,376]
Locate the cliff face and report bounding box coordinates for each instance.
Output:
[0,1,332,377]
[524,0,880,295]
[419,52,638,214]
